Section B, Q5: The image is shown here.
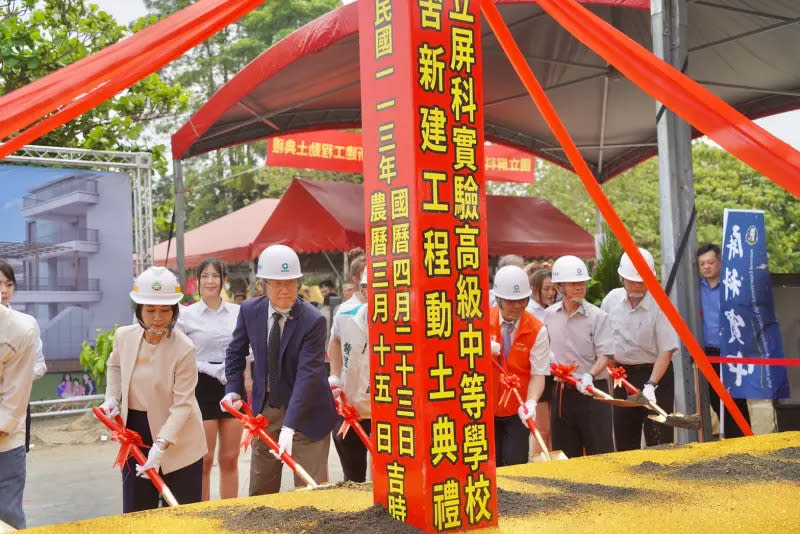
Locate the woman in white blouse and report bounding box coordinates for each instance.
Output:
[177,258,243,501]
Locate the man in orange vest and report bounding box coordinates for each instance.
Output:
[490,265,550,466]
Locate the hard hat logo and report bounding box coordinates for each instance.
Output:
[281,262,289,272]
[513,284,520,292]
[151,281,162,292]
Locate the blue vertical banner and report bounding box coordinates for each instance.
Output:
[720,209,790,399]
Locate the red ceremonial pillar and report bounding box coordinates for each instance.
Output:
[359,1,498,532]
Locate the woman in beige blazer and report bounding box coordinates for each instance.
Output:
[100,266,206,512]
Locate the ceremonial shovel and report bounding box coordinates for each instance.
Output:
[550,362,643,408]
[608,365,701,430]
[92,407,179,507]
[492,358,567,462]
[221,400,318,488]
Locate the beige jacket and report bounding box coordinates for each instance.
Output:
[106,324,206,474]
[0,305,37,452]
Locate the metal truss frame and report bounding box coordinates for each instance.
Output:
[4,145,153,275]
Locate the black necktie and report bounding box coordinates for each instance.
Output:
[268,311,282,401]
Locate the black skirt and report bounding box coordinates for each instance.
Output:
[195,372,236,421]
[540,375,555,403]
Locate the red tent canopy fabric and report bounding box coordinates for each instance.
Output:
[154,197,279,268]
[253,179,595,258]
[170,0,799,182]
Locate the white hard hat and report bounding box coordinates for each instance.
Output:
[493,266,532,300]
[551,255,591,283]
[618,247,655,282]
[130,266,183,305]
[257,244,303,280]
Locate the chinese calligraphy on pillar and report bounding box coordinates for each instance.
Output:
[359,1,497,531]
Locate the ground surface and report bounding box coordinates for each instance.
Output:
[21,424,800,533]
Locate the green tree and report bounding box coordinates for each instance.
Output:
[526,144,800,273]
[0,0,191,175]
[141,0,343,238]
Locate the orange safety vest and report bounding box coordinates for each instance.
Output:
[490,306,543,418]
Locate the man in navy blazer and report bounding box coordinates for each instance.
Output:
[222,245,336,495]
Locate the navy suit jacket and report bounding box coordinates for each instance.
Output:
[225,296,336,441]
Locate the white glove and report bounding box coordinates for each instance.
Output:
[518,399,537,422]
[576,372,594,396]
[100,397,120,418]
[491,340,501,356]
[328,375,343,399]
[196,360,212,375]
[277,426,295,458]
[220,392,242,412]
[136,441,166,478]
[642,383,657,403]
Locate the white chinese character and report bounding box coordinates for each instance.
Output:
[724,308,745,345]
[723,267,742,301]
[727,351,755,387]
[726,224,743,260]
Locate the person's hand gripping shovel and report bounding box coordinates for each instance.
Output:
[607,364,701,430]
[550,362,643,408]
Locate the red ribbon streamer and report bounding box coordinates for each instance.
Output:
[110,427,148,469]
[480,0,753,436]
[707,357,800,367]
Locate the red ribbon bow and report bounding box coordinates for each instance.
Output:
[550,362,580,383]
[110,426,147,470]
[238,404,269,452]
[335,391,362,438]
[498,370,521,408]
[607,364,628,390]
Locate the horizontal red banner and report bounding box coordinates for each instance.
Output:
[266,130,534,184]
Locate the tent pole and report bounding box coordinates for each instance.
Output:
[323,251,343,284]
[651,0,709,443]
[174,159,186,283]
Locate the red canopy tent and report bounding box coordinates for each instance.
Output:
[253,179,595,258]
[170,0,800,182]
[154,197,279,268]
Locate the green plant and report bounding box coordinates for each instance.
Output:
[79,325,118,390]
[586,225,624,305]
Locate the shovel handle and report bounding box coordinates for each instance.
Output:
[609,369,672,418]
[335,394,375,455]
[221,400,318,488]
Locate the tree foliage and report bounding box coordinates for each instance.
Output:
[0,0,191,175]
[527,143,800,273]
[141,0,343,240]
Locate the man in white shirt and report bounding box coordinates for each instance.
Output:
[0,304,37,529]
[544,256,615,458]
[601,248,679,450]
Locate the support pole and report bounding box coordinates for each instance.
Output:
[174,159,186,283]
[651,0,710,442]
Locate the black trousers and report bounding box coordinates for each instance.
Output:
[612,363,674,451]
[494,415,530,467]
[25,404,31,452]
[705,347,751,438]
[122,410,202,513]
[333,418,372,482]
[551,380,614,458]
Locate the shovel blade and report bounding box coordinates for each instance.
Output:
[626,392,650,405]
[647,412,702,430]
[531,450,569,463]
